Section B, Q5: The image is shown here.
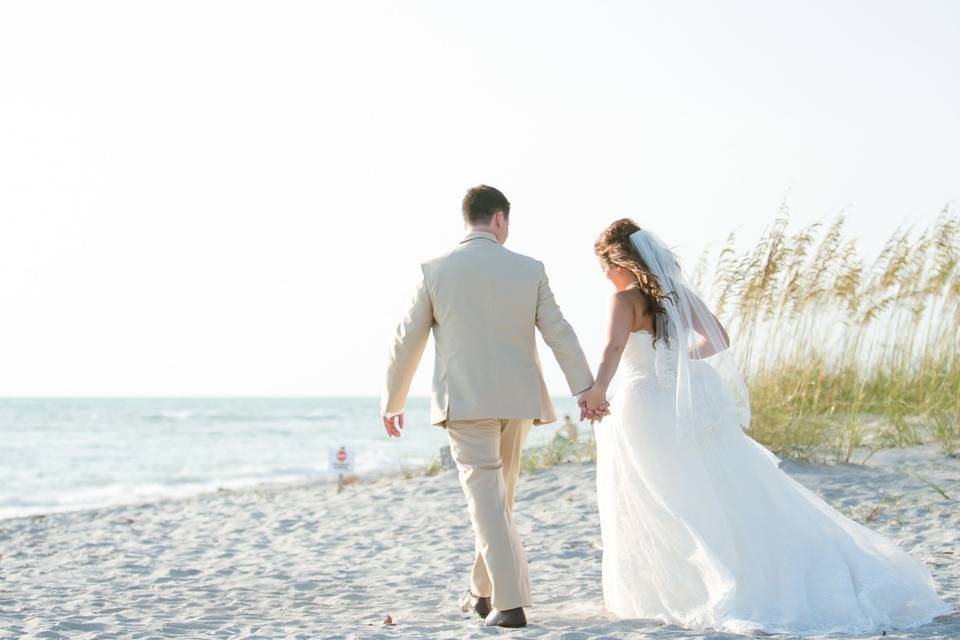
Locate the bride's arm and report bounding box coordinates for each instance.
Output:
[683,285,730,359]
[580,292,634,411]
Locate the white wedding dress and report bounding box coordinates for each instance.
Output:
[595,328,951,636]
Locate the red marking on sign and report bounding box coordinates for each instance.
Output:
[337,449,347,462]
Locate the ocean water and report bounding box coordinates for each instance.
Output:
[0,396,582,520]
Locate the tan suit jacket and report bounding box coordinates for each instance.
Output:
[382,230,594,426]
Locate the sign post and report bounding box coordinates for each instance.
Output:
[329,446,353,494]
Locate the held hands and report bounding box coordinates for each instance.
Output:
[384,394,610,434]
[578,386,610,424]
[383,413,404,438]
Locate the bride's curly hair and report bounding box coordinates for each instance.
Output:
[594,218,676,346]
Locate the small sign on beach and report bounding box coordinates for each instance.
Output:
[330,446,353,474]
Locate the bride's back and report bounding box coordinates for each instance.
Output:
[620,287,657,335]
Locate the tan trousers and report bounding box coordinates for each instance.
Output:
[445,418,533,611]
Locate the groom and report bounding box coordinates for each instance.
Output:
[381,184,605,628]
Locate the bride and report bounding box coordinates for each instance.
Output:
[577,219,951,635]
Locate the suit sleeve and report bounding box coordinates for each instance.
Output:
[535,262,595,396]
[381,263,434,417]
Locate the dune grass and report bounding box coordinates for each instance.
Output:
[693,203,960,461]
[521,430,598,474]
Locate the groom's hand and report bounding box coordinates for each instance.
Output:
[383,413,404,438]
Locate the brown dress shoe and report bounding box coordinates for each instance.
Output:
[459,590,492,618]
[484,607,527,628]
[473,596,492,618]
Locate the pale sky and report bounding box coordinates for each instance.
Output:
[1,1,957,397]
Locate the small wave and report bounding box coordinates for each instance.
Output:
[143,411,339,423]
[0,470,336,521]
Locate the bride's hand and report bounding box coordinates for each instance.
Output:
[580,401,611,423]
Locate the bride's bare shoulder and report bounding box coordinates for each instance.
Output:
[611,287,647,309]
[609,289,641,320]
[611,288,655,332]
[611,288,637,304]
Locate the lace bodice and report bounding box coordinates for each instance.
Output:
[620,330,678,389]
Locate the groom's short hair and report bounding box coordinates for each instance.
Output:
[462,185,510,225]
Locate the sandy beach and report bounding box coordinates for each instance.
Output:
[1,443,957,639]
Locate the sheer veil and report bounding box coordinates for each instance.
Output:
[627,228,751,439]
